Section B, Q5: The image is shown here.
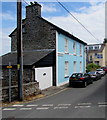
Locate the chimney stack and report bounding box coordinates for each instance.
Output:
[26,1,41,19]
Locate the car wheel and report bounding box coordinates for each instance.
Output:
[69,83,71,87]
[90,80,93,84]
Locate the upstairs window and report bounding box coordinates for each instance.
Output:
[80,44,82,55]
[65,38,68,53]
[94,45,99,50]
[97,54,103,59]
[89,46,93,50]
[80,61,82,72]
[90,56,92,61]
[73,42,76,54]
[95,53,97,58]
[95,53,97,56]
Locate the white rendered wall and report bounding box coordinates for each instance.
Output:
[35,67,52,90]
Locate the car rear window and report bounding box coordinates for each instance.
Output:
[71,74,83,78]
[96,69,103,71]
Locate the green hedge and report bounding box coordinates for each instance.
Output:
[86,63,100,72]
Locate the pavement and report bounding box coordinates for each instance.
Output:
[41,83,69,96]
[2,83,69,107]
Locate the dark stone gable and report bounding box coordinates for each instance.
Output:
[10,13,56,51]
[9,2,86,52]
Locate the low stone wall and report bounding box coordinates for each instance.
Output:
[23,82,41,97]
[2,82,40,102]
[2,68,35,87]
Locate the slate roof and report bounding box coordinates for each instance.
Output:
[9,17,87,45]
[37,17,87,45]
[2,49,55,66]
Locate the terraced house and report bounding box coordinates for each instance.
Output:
[2,2,87,101]
[86,40,107,67]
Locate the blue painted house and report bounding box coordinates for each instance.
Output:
[3,2,87,92]
[56,31,87,86]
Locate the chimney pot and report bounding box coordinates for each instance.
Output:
[30,2,34,5]
[26,1,41,18]
[34,1,38,4]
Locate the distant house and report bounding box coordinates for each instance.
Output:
[86,41,107,66]
[2,2,87,101]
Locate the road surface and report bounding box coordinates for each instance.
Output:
[2,75,107,119]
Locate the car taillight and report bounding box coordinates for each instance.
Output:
[80,77,85,80]
[70,77,73,80]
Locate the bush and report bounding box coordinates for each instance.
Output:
[86,63,100,72]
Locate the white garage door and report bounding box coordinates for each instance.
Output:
[35,67,52,90]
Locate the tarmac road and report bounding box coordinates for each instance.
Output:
[2,75,107,119]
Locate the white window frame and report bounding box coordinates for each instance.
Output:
[73,42,76,55]
[80,61,82,73]
[65,38,68,53]
[65,61,69,77]
[80,44,82,56]
[73,61,76,73]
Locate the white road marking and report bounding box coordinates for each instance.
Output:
[36,107,49,110]
[98,102,107,105]
[42,104,53,107]
[20,108,32,110]
[26,104,38,107]
[75,106,91,108]
[99,105,107,107]
[54,106,68,109]
[12,104,24,107]
[3,108,16,111]
[58,104,71,106]
[78,103,92,105]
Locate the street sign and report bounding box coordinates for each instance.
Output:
[7,66,12,69]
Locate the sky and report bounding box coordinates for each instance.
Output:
[0,0,106,56]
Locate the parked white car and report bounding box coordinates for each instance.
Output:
[96,69,105,76]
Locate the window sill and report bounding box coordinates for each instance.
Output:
[65,52,69,54]
[73,54,77,56]
[64,76,69,78]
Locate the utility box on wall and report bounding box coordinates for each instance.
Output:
[35,67,53,90]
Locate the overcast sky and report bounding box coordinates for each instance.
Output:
[0,0,106,55]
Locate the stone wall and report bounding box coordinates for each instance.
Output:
[11,3,56,51]
[2,82,40,102]
[2,67,35,87]
[2,67,40,102]
[23,82,40,97]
